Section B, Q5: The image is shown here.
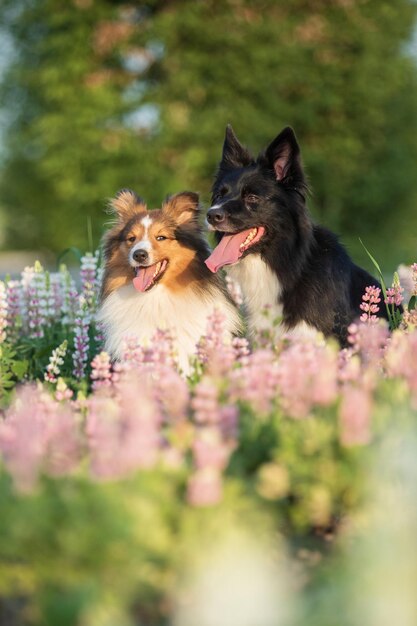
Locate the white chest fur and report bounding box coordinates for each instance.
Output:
[227,254,283,335]
[227,254,319,341]
[97,283,240,374]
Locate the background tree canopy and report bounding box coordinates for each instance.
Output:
[1,0,417,270]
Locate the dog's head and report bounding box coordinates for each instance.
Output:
[205,126,311,273]
[103,190,208,295]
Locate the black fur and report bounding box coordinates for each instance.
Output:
[209,125,391,345]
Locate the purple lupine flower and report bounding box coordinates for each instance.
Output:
[90,351,112,390]
[59,264,79,325]
[0,281,8,343]
[5,279,23,338]
[45,340,68,384]
[72,296,91,379]
[80,251,100,311]
[359,285,381,324]
[25,262,48,338]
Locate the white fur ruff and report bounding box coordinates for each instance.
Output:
[227,254,317,340]
[97,282,240,375]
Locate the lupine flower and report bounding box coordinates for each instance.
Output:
[385,273,404,307]
[90,351,112,390]
[225,275,243,306]
[348,320,389,368]
[0,281,8,343]
[45,340,68,383]
[187,468,223,507]
[80,251,100,311]
[72,296,91,379]
[196,309,235,375]
[5,279,23,338]
[229,349,280,415]
[359,285,381,324]
[86,373,161,479]
[25,262,48,338]
[0,385,80,491]
[276,341,338,418]
[339,385,372,446]
[55,377,74,402]
[385,329,417,406]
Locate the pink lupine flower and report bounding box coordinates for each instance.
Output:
[359,285,381,324]
[225,275,243,306]
[5,280,23,338]
[412,263,417,295]
[276,341,338,418]
[385,285,404,307]
[192,427,230,471]
[385,329,417,406]
[339,385,372,446]
[86,373,162,480]
[0,281,8,343]
[90,351,112,390]
[196,309,235,375]
[187,468,223,507]
[229,349,279,415]
[232,336,251,365]
[0,385,80,491]
[192,378,222,425]
[154,366,189,422]
[348,320,389,367]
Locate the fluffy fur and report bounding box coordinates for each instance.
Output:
[205,126,391,344]
[98,190,240,374]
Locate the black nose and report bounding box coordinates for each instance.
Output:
[207,208,226,225]
[133,249,149,264]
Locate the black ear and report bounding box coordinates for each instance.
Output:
[220,125,253,170]
[265,127,305,186]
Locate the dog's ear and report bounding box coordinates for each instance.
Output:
[163,191,200,226]
[220,125,253,170]
[265,127,305,185]
[108,189,147,222]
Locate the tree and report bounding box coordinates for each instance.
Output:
[1,0,417,270]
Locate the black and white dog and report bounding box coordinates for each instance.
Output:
[205,125,389,344]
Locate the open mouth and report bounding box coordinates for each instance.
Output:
[133,259,168,293]
[205,226,265,273]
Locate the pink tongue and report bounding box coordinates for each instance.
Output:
[133,265,157,292]
[205,228,260,273]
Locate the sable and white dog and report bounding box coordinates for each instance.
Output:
[97,189,240,373]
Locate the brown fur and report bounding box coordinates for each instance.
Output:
[101,191,218,299]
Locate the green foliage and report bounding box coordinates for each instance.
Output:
[1,1,417,269]
[0,343,28,406]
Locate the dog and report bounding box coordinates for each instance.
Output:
[97,189,240,373]
[205,125,389,345]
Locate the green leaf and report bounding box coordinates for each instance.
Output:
[408,295,416,311]
[11,360,29,379]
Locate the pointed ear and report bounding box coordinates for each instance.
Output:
[108,189,147,222]
[220,125,253,170]
[163,191,200,226]
[265,127,305,185]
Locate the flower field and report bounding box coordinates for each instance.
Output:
[0,255,417,626]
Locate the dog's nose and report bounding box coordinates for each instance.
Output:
[207,208,226,225]
[133,249,149,264]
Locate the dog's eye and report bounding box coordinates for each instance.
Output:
[217,186,228,198]
[127,235,136,243]
[156,235,167,241]
[246,194,259,203]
